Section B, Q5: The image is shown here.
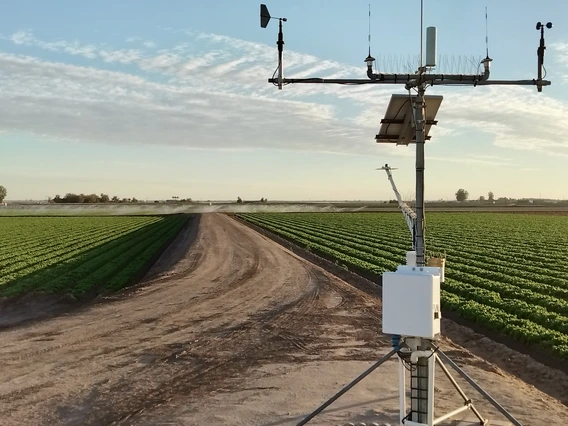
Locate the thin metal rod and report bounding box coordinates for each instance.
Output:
[433,404,470,425]
[420,0,424,68]
[437,350,523,426]
[277,19,284,90]
[295,349,397,426]
[268,78,551,86]
[399,357,407,424]
[427,353,435,425]
[368,4,371,56]
[485,7,489,58]
[435,355,486,423]
[431,79,551,86]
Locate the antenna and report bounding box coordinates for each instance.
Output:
[420,0,424,69]
[368,4,372,57]
[485,7,489,58]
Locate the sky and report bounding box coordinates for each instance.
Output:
[1,0,567,202]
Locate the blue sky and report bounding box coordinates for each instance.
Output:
[1,0,567,201]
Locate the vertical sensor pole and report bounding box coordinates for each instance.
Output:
[414,87,426,267]
[413,85,428,424]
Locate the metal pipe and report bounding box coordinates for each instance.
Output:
[435,355,486,423]
[295,349,397,426]
[427,352,435,426]
[414,86,426,267]
[268,77,551,86]
[433,404,470,425]
[437,350,523,426]
[399,357,407,424]
[404,421,426,426]
[430,79,551,86]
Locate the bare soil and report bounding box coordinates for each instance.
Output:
[1,213,567,425]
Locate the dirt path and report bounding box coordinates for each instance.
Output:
[1,213,567,425]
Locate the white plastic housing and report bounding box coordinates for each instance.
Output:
[382,267,441,339]
[426,26,437,67]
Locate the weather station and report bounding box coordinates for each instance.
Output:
[260,2,553,426]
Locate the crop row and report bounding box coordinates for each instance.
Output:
[0,215,190,297]
[237,212,568,359]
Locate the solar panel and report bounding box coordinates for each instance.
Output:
[375,94,443,145]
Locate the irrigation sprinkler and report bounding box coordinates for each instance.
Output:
[260,2,552,425]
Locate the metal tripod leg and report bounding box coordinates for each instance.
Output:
[437,350,523,426]
[296,348,397,426]
[435,354,486,424]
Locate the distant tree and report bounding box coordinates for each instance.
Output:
[84,194,99,203]
[111,196,120,203]
[237,197,243,204]
[131,197,138,203]
[478,195,485,202]
[0,185,7,202]
[99,193,110,203]
[488,191,495,202]
[53,195,62,203]
[63,193,81,203]
[455,189,469,202]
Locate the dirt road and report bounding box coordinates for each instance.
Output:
[1,213,567,425]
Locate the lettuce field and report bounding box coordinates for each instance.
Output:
[0,215,189,298]
[238,212,568,359]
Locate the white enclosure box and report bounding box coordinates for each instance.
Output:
[382,267,441,339]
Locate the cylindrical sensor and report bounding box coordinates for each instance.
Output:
[426,26,437,67]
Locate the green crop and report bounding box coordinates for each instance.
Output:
[0,215,189,297]
[238,212,568,359]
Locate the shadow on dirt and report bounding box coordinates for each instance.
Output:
[0,214,194,329]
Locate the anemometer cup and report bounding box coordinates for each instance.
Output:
[536,22,553,30]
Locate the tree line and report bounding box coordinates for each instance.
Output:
[50,193,139,204]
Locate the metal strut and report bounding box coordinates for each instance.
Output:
[295,349,397,426]
[437,350,523,426]
[379,164,417,249]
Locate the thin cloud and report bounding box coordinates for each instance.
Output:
[0,52,382,156]
[3,29,568,160]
